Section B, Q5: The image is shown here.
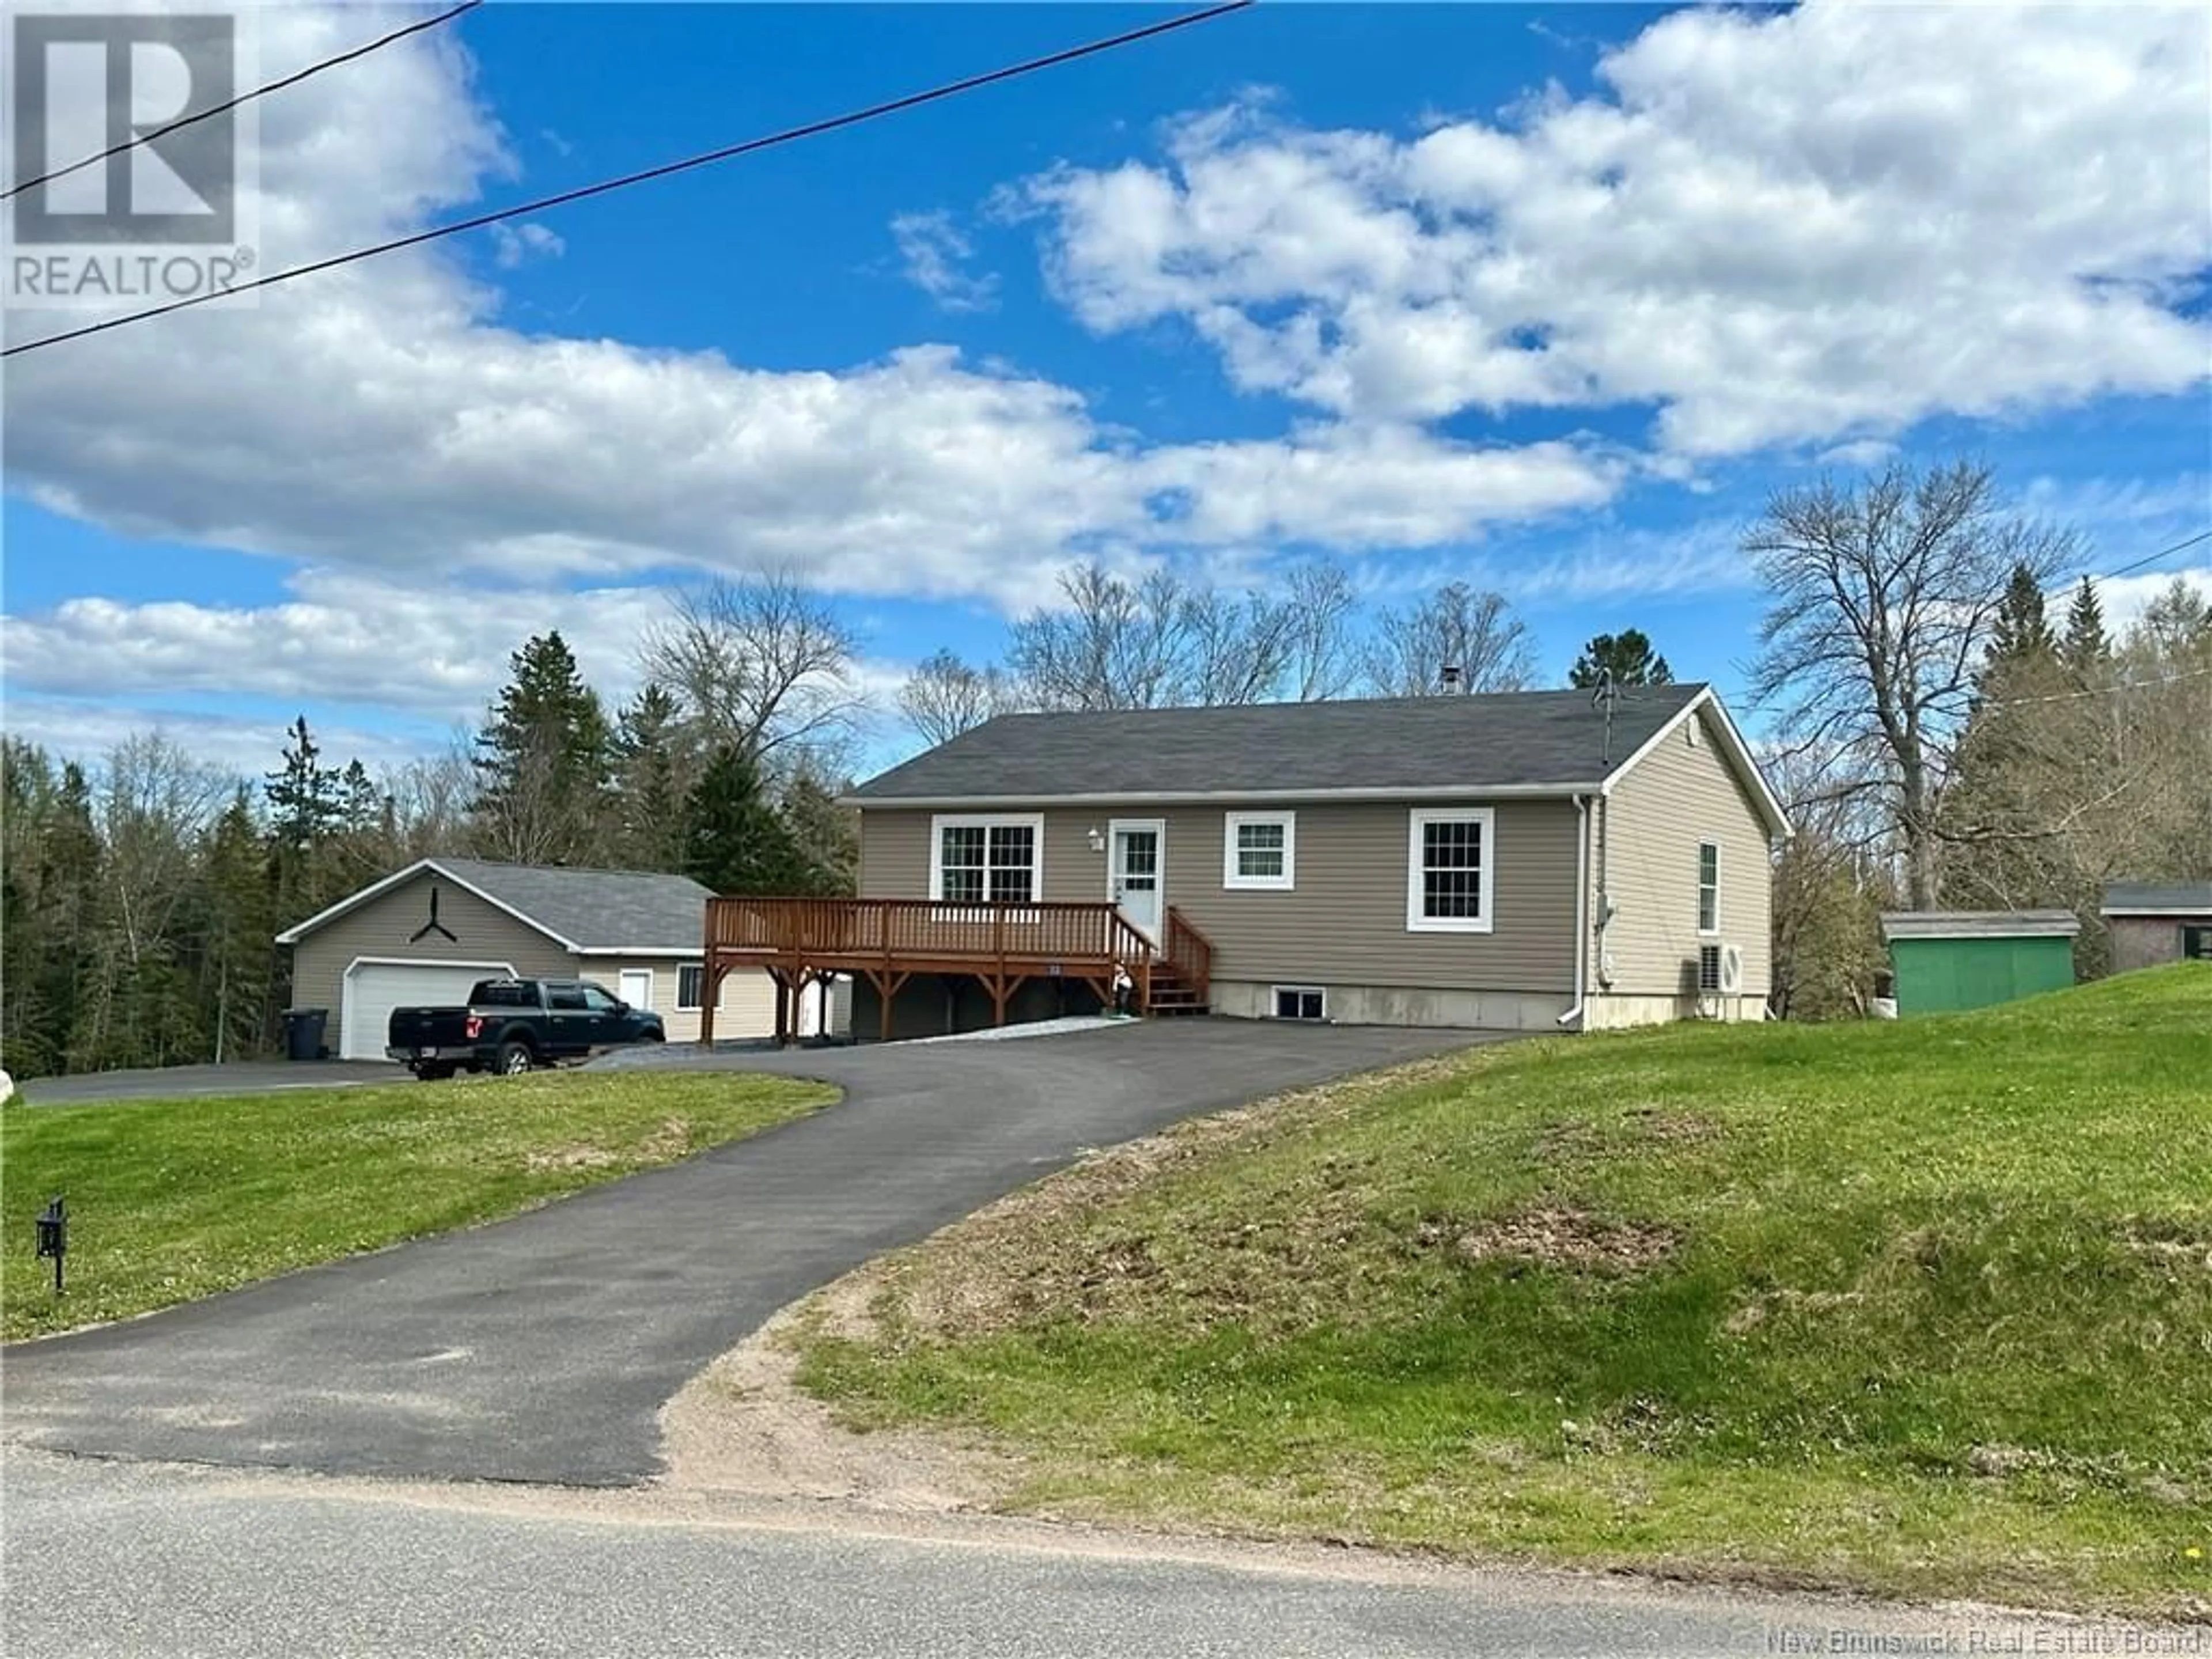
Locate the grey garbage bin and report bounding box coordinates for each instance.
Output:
[283,1008,329,1061]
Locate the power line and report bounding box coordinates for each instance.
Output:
[2,1,1256,359]
[2074,528,2212,588]
[1985,662,2212,709]
[3,1,483,204]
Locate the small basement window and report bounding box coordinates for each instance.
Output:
[1274,986,1326,1021]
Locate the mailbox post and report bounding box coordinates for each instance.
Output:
[35,1195,66,1293]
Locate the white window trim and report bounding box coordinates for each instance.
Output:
[676,963,704,1012]
[1272,984,1327,1020]
[1698,838,1722,937]
[1406,807,1495,934]
[1223,810,1296,891]
[929,812,1046,904]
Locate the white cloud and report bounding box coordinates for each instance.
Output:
[3,7,1622,626]
[2082,566,2212,640]
[1026,3,2210,457]
[0,695,436,780]
[891,210,998,312]
[1,571,666,717]
[490,221,565,269]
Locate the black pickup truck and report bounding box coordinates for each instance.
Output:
[386,978,666,1080]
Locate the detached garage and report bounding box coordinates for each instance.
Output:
[276,858,796,1059]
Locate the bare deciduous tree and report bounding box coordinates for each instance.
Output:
[1361,581,1535,697]
[1745,461,2074,910]
[642,570,863,767]
[1009,565,1192,711]
[1283,559,1361,700]
[897,649,1022,746]
[1764,747,1893,1020]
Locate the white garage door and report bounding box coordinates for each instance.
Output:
[341,960,516,1061]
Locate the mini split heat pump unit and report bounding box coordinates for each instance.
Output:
[1696,942,1745,1013]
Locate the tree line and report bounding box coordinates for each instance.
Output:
[894,565,1675,744]
[1750,461,2211,1016]
[1,576,864,1078]
[7,460,2199,1071]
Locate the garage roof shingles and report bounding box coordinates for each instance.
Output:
[850,683,1706,802]
[429,859,712,951]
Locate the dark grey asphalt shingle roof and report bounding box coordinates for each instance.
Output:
[2102,882,2212,915]
[850,684,1707,802]
[430,859,713,950]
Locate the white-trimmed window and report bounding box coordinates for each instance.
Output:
[1273,985,1326,1021]
[1224,811,1296,891]
[930,813,1043,904]
[1407,808,1494,933]
[677,964,704,1010]
[1697,840,1721,935]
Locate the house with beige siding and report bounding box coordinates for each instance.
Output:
[816,683,1789,1037]
[278,858,789,1059]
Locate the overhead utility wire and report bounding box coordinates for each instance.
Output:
[3,1,484,203]
[2,1,1256,359]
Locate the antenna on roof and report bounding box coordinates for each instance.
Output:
[1591,667,1619,765]
[1439,663,1463,694]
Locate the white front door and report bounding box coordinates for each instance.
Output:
[618,968,653,1013]
[1108,819,1165,942]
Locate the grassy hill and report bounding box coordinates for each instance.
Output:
[794,967,2212,1615]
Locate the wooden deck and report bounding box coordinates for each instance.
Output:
[700,897,1213,1044]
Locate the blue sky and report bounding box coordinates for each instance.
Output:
[5,2,2208,781]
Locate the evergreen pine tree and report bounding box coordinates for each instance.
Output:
[611,684,690,870]
[264,715,345,919]
[2061,577,2111,684]
[200,790,277,1060]
[778,767,858,896]
[471,631,613,864]
[682,744,806,895]
[1986,562,2057,667]
[1568,630,1673,689]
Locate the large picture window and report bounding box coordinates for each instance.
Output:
[930,815,1043,904]
[1223,811,1296,891]
[1406,808,1495,933]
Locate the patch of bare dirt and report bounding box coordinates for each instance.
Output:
[1446,1206,1678,1273]
[658,1285,1016,1514]
[1724,1288,1866,1335]
[527,1145,619,1171]
[1535,1107,1721,1165]
[527,1118,692,1173]
[841,1048,1494,1343]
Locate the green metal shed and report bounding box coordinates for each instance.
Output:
[1878,910,2081,1016]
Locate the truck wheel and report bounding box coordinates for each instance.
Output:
[496,1041,534,1076]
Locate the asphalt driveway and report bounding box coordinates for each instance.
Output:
[17,1060,400,1105]
[1,1021,1501,1486]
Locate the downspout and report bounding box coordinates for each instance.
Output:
[1557,793,1590,1030]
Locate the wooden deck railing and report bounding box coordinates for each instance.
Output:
[707,896,1156,970]
[1164,906,1213,1006]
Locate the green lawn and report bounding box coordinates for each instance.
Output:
[794,966,2212,1616]
[2,1070,834,1340]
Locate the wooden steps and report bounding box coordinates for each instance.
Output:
[1145,965,1210,1017]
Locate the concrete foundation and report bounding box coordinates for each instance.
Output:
[1209,980,1573,1031]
